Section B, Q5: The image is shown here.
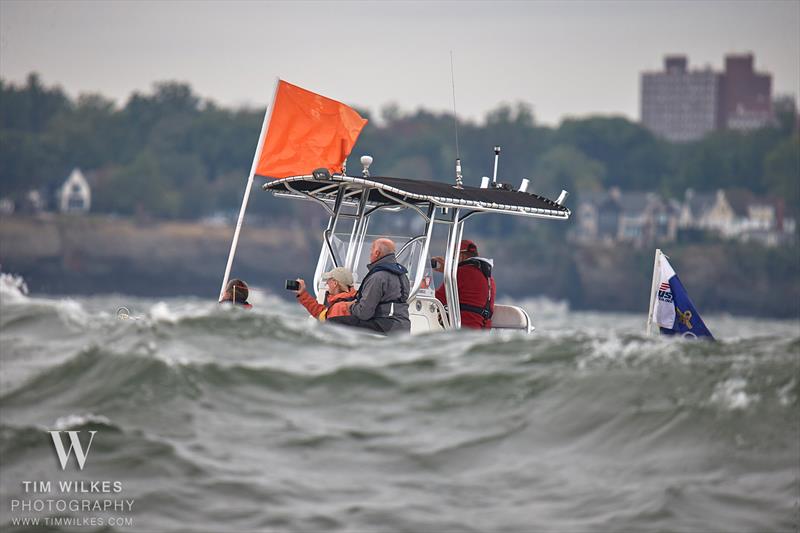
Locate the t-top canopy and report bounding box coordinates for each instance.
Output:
[263,174,570,219]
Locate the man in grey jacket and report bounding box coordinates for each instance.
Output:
[328,238,411,334]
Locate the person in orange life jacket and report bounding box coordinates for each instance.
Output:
[431,239,496,329]
[219,279,253,309]
[327,238,411,334]
[293,267,357,321]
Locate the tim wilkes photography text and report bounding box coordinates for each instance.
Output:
[7,430,135,528]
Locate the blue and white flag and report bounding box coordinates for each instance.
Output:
[649,250,714,339]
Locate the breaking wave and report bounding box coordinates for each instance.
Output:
[1,276,798,532]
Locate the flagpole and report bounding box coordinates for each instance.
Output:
[218,77,280,301]
[645,248,662,336]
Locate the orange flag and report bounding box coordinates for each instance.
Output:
[255,80,368,179]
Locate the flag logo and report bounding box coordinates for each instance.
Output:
[676,307,693,329]
[658,282,673,303]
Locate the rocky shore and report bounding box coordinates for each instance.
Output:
[1,215,797,318]
[0,214,313,298]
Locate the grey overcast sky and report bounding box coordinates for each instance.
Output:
[1,0,798,125]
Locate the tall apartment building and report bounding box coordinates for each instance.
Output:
[641,54,774,142]
[641,56,719,142]
[720,54,773,131]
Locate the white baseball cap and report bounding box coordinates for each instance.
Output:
[322,267,354,287]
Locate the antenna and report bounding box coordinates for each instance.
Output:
[450,51,463,188]
[492,145,501,185]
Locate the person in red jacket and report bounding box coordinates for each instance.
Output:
[294,267,357,321]
[431,240,496,329]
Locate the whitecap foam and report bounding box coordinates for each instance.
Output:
[0,272,29,302]
[576,330,687,370]
[54,298,93,328]
[146,300,221,324]
[0,272,96,330]
[53,413,112,430]
[710,377,760,410]
[149,301,180,323]
[777,378,796,407]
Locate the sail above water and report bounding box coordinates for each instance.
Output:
[647,249,714,339]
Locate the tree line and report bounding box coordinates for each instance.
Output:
[1,73,797,220]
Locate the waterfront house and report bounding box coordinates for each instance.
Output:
[574,188,677,246]
[680,189,736,235]
[681,188,795,245]
[58,168,91,213]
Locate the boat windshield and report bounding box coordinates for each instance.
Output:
[318,233,433,294]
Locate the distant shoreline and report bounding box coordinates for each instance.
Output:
[1,214,797,319]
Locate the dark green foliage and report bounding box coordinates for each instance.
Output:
[1,74,797,220]
[553,117,669,190]
[763,136,800,210]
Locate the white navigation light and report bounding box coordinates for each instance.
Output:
[480,176,490,189]
[360,155,373,177]
[519,178,529,193]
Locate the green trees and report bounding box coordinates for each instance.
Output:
[763,136,800,209]
[0,74,72,196]
[553,117,669,190]
[1,73,797,219]
[536,145,605,194]
[0,78,267,217]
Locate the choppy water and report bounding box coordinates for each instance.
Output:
[0,274,798,532]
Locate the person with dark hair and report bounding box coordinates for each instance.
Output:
[431,239,495,329]
[328,238,411,334]
[219,279,252,309]
[293,267,357,321]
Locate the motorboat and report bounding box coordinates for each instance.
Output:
[219,79,571,334]
[262,159,570,334]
